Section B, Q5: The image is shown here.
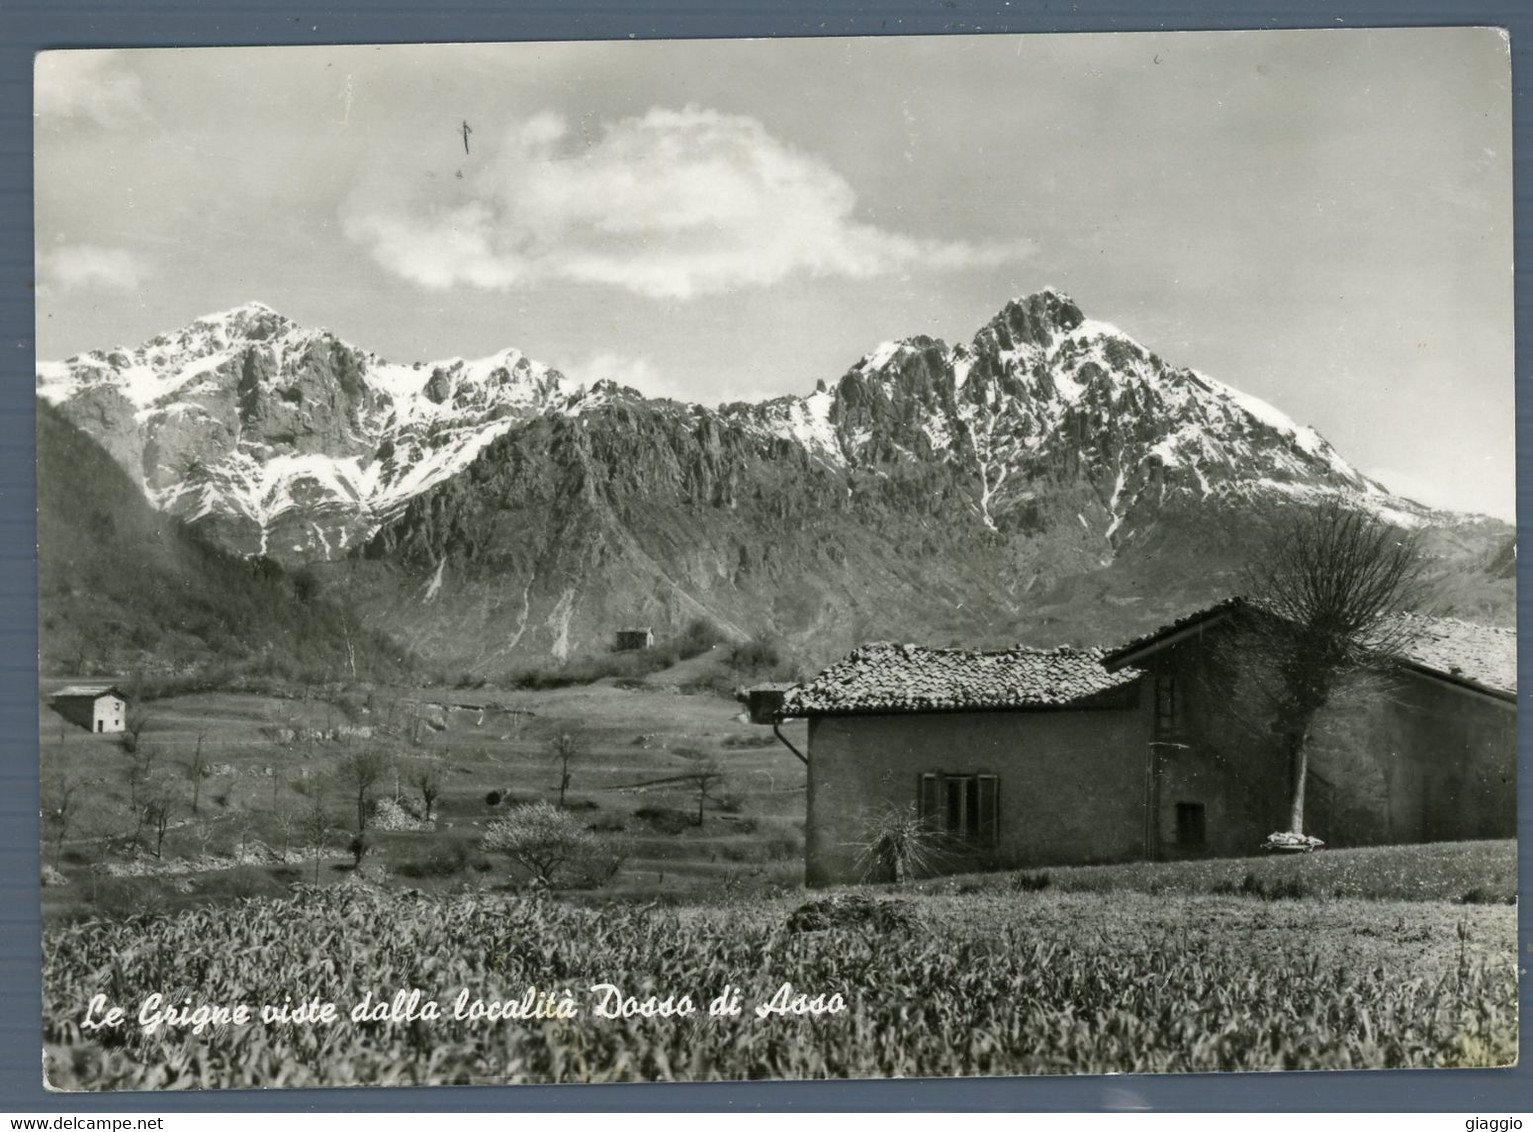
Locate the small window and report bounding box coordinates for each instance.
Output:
[919,772,999,847]
[1175,802,1206,847]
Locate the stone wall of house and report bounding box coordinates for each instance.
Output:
[1311,674,1515,846]
[1126,630,1291,859]
[804,691,1152,887]
[1137,624,1515,852]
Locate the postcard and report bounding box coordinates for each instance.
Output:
[34,29,1515,1090]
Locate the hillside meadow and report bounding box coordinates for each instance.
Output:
[39,655,810,927]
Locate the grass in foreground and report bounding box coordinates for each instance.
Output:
[934,840,1517,905]
[43,877,1515,1089]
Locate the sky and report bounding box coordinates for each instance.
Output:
[33,29,1514,519]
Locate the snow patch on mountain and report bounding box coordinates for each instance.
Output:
[41,291,1443,567]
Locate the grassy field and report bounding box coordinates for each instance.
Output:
[42,860,1517,1089]
[929,840,1518,905]
[39,654,810,925]
[36,660,1520,1088]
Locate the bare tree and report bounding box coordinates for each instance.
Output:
[549,732,581,808]
[144,782,173,860]
[186,727,208,814]
[336,749,391,832]
[412,768,442,823]
[121,704,152,755]
[299,789,330,884]
[1212,500,1425,835]
[273,804,297,861]
[676,749,726,827]
[126,744,161,852]
[43,772,77,870]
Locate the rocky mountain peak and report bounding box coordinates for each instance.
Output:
[979,288,1087,352]
[41,292,1452,578]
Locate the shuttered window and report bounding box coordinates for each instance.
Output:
[918,772,999,848]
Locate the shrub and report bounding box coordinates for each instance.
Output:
[396,842,471,880]
[855,805,941,884]
[1211,870,1313,901]
[634,806,693,836]
[785,893,918,935]
[481,801,602,888]
[372,797,432,832]
[484,790,503,807]
[729,635,782,674]
[348,831,375,870]
[1458,886,1515,906]
[720,734,776,749]
[1011,871,1051,893]
[763,835,799,861]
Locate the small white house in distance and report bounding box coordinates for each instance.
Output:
[50,685,128,734]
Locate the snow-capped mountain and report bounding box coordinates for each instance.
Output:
[38,293,1509,668]
[737,288,1423,545]
[37,302,581,558]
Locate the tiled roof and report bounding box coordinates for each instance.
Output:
[51,685,123,700]
[1104,597,1516,701]
[1101,597,1249,668]
[780,642,1142,717]
[1387,613,1517,699]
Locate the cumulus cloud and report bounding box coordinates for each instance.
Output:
[563,352,691,402]
[343,106,1031,300]
[35,51,149,129]
[41,244,147,291]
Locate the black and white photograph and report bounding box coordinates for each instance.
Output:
[33,28,1516,1090]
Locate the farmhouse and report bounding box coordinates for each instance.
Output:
[614,627,655,652]
[780,605,1516,887]
[778,643,1151,887]
[1101,598,1516,857]
[49,685,128,734]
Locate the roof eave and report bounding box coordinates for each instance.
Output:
[1398,661,1516,706]
[1102,604,1245,670]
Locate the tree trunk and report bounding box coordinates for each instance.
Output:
[1288,735,1310,834]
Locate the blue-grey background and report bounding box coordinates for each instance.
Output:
[0,0,1527,1112]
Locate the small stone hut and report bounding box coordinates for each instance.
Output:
[50,685,129,734]
[614,627,655,651]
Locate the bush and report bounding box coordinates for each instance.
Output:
[481,801,602,888]
[785,894,918,935]
[484,790,503,807]
[1211,870,1312,901]
[855,805,941,884]
[634,806,694,836]
[1458,886,1515,906]
[396,842,471,880]
[721,734,776,749]
[1011,871,1051,893]
[508,619,724,690]
[348,832,375,870]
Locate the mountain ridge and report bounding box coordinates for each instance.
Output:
[38,292,1513,670]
